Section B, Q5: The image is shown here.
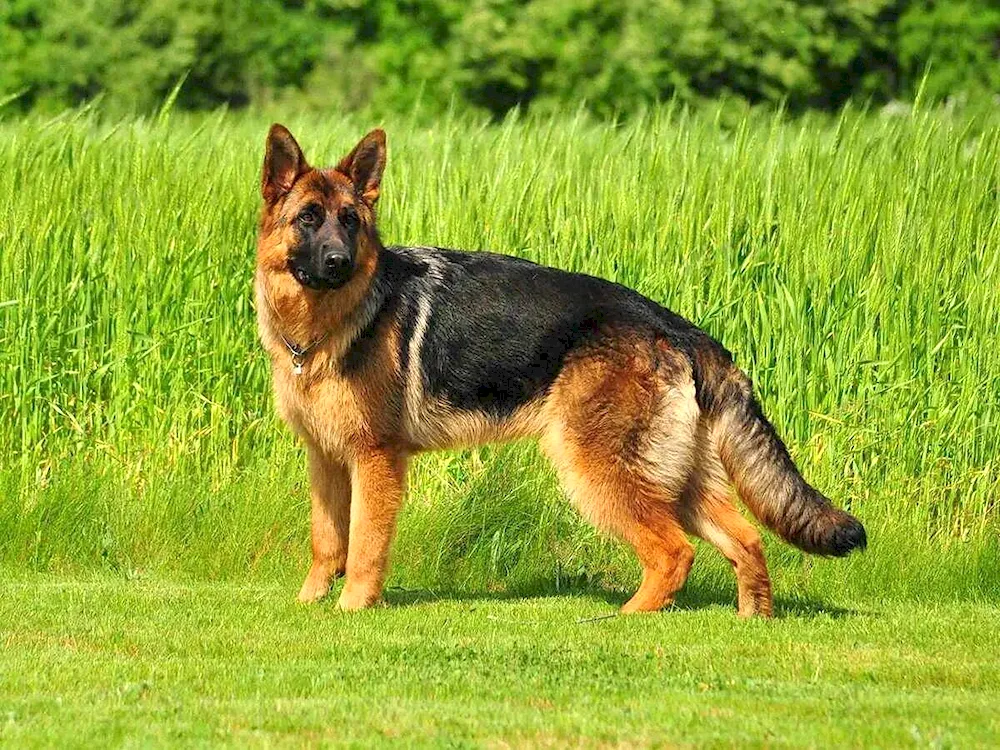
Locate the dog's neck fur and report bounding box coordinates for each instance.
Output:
[256,232,385,369]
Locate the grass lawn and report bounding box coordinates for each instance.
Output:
[2,576,998,747]
[2,107,999,746]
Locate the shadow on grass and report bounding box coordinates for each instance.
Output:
[383,577,869,620]
[674,581,869,619]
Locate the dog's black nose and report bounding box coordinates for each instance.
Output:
[323,251,351,275]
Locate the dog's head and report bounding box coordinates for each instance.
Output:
[257,125,385,291]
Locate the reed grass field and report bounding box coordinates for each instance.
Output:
[2,103,999,745]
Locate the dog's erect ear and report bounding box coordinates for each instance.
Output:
[262,124,308,202]
[336,129,386,206]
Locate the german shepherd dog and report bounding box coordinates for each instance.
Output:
[255,125,866,617]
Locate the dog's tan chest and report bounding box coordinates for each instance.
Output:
[272,366,371,458]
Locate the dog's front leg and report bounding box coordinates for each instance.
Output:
[298,443,352,603]
[338,448,408,611]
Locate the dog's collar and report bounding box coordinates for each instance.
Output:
[277,328,333,376]
[261,287,333,376]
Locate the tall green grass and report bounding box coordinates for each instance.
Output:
[1,104,998,600]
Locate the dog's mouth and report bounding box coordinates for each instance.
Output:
[288,260,349,291]
[289,263,318,288]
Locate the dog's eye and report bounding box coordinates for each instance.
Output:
[339,207,359,230]
[298,208,319,227]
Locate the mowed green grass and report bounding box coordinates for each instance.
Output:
[1,103,999,745]
[2,577,999,747]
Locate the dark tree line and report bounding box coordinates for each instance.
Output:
[1,0,997,117]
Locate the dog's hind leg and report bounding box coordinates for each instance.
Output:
[298,442,352,603]
[595,489,695,614]
[680,423,772,617]
[542,340,699,613]
[686,497,772,617]
[544,438,695,613]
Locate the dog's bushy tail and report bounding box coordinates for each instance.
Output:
[696,351,866,556]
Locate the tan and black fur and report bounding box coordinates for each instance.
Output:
[256,125,866,617]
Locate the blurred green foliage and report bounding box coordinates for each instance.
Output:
[0,0,997,117]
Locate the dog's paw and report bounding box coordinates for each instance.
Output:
[337,585,380,611]
[297,575,331,604]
